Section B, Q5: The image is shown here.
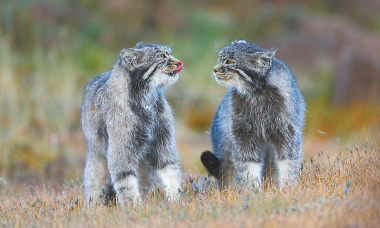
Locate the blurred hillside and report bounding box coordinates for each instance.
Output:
[0,0,380,186]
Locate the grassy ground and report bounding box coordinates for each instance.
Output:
[1,138,379,227]
[1,1,380,227]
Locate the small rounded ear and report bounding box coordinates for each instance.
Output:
[135,41,144,48]
[120,48,133,59]
[119,48,144,67]
[249,49,276,75]
[231,39,247,45]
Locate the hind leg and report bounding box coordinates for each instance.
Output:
[83,146,110,206]
[104,178,116,205]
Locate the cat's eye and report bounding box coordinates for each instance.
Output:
[159,54,167,59]
[225,60,234,64]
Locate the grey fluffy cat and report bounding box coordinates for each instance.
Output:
[201,39,305,189]
[82,42,183,206]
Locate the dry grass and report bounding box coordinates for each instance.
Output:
[1,139,379,228]
[1,2,380,227]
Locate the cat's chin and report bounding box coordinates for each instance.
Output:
[152,73,179,87]
[215,78,231,87]
[167,72,178,77]
[215,79,246,93]
[215,76,233,87]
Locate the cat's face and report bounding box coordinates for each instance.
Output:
[213,39,275,92]
[120,42,183,88]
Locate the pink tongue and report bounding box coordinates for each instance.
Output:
[173,61,183,73]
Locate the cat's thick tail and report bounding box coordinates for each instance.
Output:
[200,150,221,179]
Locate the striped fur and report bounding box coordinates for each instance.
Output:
[82,42,182,206]
[201,39,305,189]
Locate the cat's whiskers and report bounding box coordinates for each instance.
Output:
[179,67,189,78]
[214,43,220,53]
[205,71,216,85]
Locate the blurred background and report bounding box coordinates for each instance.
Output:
[1,0,379,188]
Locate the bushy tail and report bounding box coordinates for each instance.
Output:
[200,150,221,179]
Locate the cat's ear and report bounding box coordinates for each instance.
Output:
[120,48,144,67]
[231,39,247,45]
[120,48,140,60]
[135,41,144,48]
[249,49,276,75]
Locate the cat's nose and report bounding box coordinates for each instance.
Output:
[213,67,220,73]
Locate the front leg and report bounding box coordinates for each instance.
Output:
[233,140,264,189]
[271,124,302,188]
[276,159,299,188]
[107,148,141,205]
[231,115,265,189]
[155,162,181,201]
[107,126,145,205]
[148,119,181,201]
[234,156,263,190]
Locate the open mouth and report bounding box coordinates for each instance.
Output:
[173,61,183,73]
[168,61,183,76]
[215,73,232,80]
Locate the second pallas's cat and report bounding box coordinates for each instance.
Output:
[201,39,305,189]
